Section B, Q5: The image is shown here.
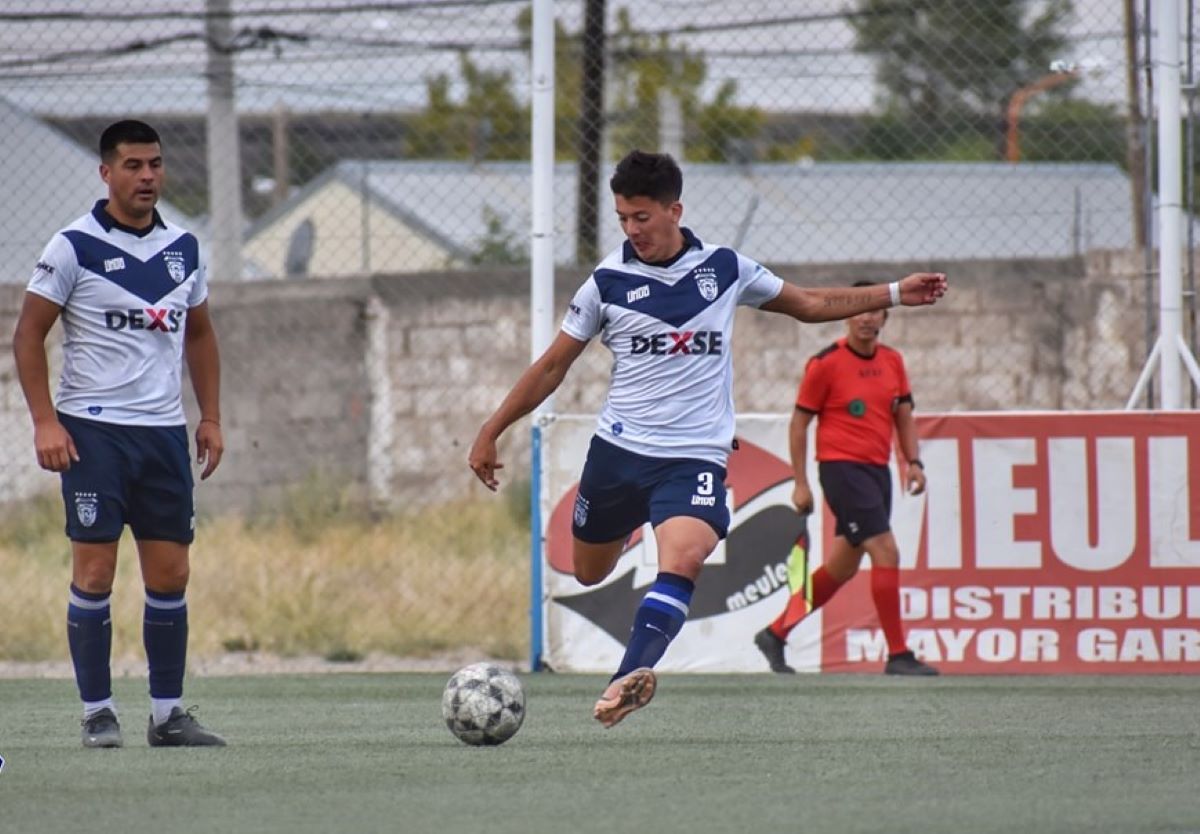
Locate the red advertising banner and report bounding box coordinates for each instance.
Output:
[822,412,1200,673]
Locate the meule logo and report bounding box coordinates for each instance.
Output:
[105,308,183,332]
[630,331,723,356]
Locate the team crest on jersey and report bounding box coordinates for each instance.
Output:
[694,268,719,302]
[75,492,98,528]
[573,494,589,528]
[163,250,187,284]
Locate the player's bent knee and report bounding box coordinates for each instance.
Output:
[572,554,619,586]
[571,538,625,586]
[659,550,708,581]
[573,567,606,587]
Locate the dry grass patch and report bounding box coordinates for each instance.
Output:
[0,494,529,662]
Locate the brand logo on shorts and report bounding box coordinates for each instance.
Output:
[573,494,589,528]
[75,492,98,528]
[163,250,187,283]
[694,268,719,302]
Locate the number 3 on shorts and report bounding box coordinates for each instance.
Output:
[697,472,714,496]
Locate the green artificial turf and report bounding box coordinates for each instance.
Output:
[0,674,1197,834]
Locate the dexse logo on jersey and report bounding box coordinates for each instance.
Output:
[629,331,724,355]
[105,308,184,332]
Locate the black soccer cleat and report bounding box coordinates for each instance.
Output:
[754,627,796,674]
[147,706,227,747]
[81,707,124,748]
[884,650,940,676]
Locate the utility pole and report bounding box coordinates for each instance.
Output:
[205,0,244,281]
[272,101,290,207]
[1123,0,1148,249]
[575,0,606,267]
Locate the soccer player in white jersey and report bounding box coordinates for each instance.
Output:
[12,120,226,748]
[468,150,947,727]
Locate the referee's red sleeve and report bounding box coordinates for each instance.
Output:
[795,356,827,412]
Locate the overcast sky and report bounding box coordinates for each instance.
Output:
[0,0,1159,117]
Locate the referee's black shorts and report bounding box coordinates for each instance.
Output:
[818,461,891,546]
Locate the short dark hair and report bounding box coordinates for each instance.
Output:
[610,150,683,204]
[99,120,161,161]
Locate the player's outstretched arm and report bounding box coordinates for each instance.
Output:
[761,272,947,322]
[12,292,78,472]
[468,332,589,491]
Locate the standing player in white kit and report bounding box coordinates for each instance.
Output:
[12,120,226,748]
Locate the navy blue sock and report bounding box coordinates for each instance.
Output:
[67,584,112,703]
[613,572,694,680]
[144,588,188,700]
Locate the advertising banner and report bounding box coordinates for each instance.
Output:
[540,412,1200,674]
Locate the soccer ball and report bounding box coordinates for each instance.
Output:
[441,662,526,746]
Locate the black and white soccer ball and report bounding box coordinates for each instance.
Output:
[441,662,526,746]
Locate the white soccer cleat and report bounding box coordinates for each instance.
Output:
[593,667,657,728]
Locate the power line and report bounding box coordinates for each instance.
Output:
[0,26,309,70]
[0,0,525,24]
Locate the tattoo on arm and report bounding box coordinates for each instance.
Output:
[821,292,862,308]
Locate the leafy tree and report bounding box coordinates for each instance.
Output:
[467,206,528,266]
[404,55,529,160]
[1019,99,1125,164]
[607,8,762,162]
[852,0,1073,124]
[409,6,763,163]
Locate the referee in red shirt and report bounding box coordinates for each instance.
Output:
[754,280,938,675]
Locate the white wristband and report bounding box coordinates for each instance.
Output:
[888,281,901,307]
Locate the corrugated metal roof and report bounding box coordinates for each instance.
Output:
[271,158,1138,266]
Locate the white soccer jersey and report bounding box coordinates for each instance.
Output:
[562,228,784,465]
[26,200,208,426]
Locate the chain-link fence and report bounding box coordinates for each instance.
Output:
[0,0,1188,665]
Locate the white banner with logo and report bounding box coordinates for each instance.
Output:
[538,412,1200,674]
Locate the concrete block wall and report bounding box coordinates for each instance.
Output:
[0,251,1174,514]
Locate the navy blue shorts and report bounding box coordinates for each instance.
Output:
[818,461,891,546]
[58,412,195,544]
[571,436,729,543]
